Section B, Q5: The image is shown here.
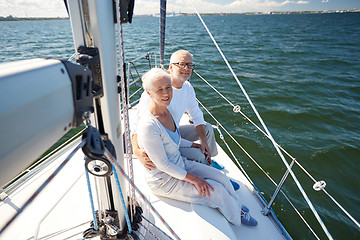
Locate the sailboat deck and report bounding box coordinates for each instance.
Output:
[0,107,288,240]
[133,146,287,240]
[129,105,288,240]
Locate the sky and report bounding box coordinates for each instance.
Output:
[0,0,359,18]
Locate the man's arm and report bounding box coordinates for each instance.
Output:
[132,134,156,170]
[182,82,211,163]
[195,124,212,164]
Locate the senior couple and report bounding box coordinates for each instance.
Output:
[131,50,257,227]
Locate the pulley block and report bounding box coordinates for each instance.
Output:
[85,158,112,177]
[82,126,114,177]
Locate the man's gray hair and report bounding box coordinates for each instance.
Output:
[170,49,193,64]
[142,67,171,91]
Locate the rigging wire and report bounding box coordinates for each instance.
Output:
[198,99,321,239]
[190,3,333,239]
[195,64,360,231]
[160,0,167,67]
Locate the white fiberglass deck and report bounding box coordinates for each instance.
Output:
[129,106,287,240]
[132,145,287,240]
[0,107,288,240]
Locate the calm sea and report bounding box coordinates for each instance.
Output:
[1,13,359,239]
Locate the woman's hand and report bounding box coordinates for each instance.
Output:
[184,172,214,197]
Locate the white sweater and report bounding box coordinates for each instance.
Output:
[138,109,193,181]
[132,81,205,135]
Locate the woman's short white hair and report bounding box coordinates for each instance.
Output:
[142,67,171,91]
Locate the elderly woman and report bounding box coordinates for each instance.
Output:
[137,68,257,227]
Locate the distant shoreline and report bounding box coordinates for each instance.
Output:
[0,17,68,22]
[1,9,359,21]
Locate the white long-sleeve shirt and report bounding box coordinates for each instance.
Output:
[132,81,205,135]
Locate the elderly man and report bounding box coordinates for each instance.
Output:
[132,49,223,171]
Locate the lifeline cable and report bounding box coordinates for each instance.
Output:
[190,3,333,239]
[198,99,319,239]
[195,42,360,233]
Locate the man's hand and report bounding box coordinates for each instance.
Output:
[191,142,212,165]
[135,148,156,170]
[132,134,156,170]
[199,141,212,164]
[195,124,212,164]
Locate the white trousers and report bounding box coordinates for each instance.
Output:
[149,160,242,226]
[179,122,218,165]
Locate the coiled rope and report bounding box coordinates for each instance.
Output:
[190,3,333,239]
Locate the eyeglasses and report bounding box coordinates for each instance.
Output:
[171,62,195,69]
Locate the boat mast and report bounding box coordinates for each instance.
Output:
[67,0,128,235]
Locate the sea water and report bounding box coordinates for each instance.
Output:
[1,13,359,239]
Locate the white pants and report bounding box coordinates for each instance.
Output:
[179,122,218,165]
[149,160,242,226]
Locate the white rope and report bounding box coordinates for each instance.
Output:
[190,3,333,239]
[197,99,270,186]
[198,98,321,239]
[295,159,360,229]
[194,70,235,108]
[196,70,360,231]
[67,52,77,62]
[212,125,252,182]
